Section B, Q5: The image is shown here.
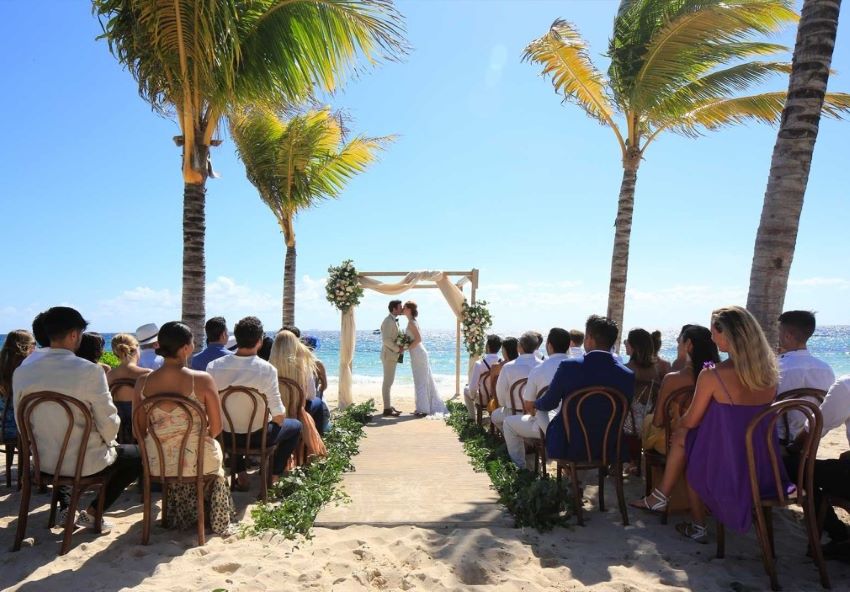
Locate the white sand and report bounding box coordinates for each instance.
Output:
[2,383,849,591]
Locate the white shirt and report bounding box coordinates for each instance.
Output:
[778,349,835,394]
[206,354,286,433]
[819,375,850,447]
[13,348,119,477]
[568,346,584,359]
[469,353,501,398]
[19,348,49,367]
[523,353,570,402]
[138,348,164,370]
[495,353,541,409]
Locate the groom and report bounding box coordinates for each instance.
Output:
[380,299,404,417]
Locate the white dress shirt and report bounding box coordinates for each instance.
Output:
[19,348,49,367]
[469,353,501,399]
[495,354,541,409]
[206,354,286,433]
[13,348,119,477]
[138,348,164,370]
[523,353,570,403]
[778,349,835,394]
[819,375,850,447]
[568,346,584,359]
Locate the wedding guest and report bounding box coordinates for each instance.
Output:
[13,307,140,532]
[133,321,234,536]
[464,334,502,419]
[625,328,664,383]
[652,330,673,376]
[136,323,163,370]
[670,325,695,371]
[106,334,151,443]
[270,331,327,456]
[533,331,545,360]
[486,338,518,409]
[630,306,785,544]
[191,316,232,371]
[0,330,36,441]
[77,332,111,374]
[492,332,541,430]
[642,325,720,454]
[302,336,328,400]
[623,328,667,465]
[536,315,634,469]
[207,317,304,489]
[282,325,301,338]
[20,312,50,368]
[257,336,274,361]
[568,330,584,359]
[503,328,571,469]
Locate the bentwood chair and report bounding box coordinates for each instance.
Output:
[552,386,630,527]
[529,386,549,476]
[642,385,695,524]
[109,377,137,445]
[278,377,309,467]
[625,379,660,478]
[508,378,528,417]
[1,386,20,489]
[219,386,276,500]
[474,370,491,427]
[776,388,827,446]
[715,399,829,591]
[134,393,218,546]
[14,391,112,555]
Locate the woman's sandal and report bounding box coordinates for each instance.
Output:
[629,488,669,513]
[675,521,708,544]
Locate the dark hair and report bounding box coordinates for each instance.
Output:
[0,330,35,396]
[677,324,695,342]
[155,321,193,358]
[388,300,402,313]
[778,310,817,343]
[585,315,618,351]
[32,312,50,348]
[682,325,720,379]
[546,328,570,354]
[403,301,419,319]
[651,330,663,355]
[42,306,89,342]
[281,325,301,338]
[625,328,655,368]
[257,336,274,361]
[569,329,584,346]
[501,337,519,361]
[519,331,540,354]
[76,332,105,364]
[485,334,502,354]
[234,316,264,349]
[204,316,227,343]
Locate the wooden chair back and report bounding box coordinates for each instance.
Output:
[476,370,491,407]
[662,385,696,453]
[776,388,827,446]
[109,377,137,444]
[108,377,137,399]
[559,386,629,465]
[1,385,16,442]
[634,379,660,408]
[220,386,268,435]
[278,377,306,413]
[508,378,528,415]
[134,393,208,481]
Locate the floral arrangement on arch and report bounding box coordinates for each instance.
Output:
[461,300,493,358]
[326,260,364,312]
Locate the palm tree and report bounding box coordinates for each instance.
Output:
[523,0,850,349]
[230,108,390,327]
[747,0,844,345]
[92,0,405,344]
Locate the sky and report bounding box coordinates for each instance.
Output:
[1,0,848,335]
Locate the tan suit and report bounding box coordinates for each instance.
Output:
[380,314,401,409]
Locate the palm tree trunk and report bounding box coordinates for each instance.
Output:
[283,242,296,327]
[182,179,207,348]
[607,148,641,352]
[746,0,841,345]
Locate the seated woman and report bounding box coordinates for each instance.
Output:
[107,333,151,443]
[77,332,111,374]
[651,330,673,376]
[487,337,518,413]
[270,331,327,459]
[623,329,668,441]
[301,336,328,401]
[670,324,695,371]
[133,321,234,536]
[642,325,719,454]
[0,330,36,441]
[630,306,788,543]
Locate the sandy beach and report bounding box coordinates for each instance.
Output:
[2,383,849,591]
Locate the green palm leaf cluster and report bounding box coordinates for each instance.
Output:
[523,0,850,341]
[230,108,391,326]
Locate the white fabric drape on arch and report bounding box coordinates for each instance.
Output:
[337,271,467,408]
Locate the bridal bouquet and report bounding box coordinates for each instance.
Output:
[461,300,493,358]
[395,333,413,363]
[326,259,364,311]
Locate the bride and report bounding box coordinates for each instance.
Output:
[402,301,448,417]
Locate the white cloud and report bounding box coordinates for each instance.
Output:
[789,277,850,289]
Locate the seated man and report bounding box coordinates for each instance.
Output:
[535,315,634,463]
[13,306,141,532]
[464,334,502,420]
[568,329,585,359]
[136,323,163,370]
[192,316,232,371]
[503,328,571,469]
[207,316,302,489]
[492,332,541,430]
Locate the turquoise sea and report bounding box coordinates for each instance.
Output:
[3,327,850,388]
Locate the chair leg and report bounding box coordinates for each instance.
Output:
[764,506,776,558]
[196,481,206,546]
[260,454,269,502]
[12,464,32,551]
[142,476,152,545]
[753,504,780,591]
[598,467,606,513]
[5,447,12,488]
[644,460,652,498]
[614,464,629,526]
[805,494,832,589]
[48,483,60,528]
[161,480,169,528]
[569,464,583,526]
[60,488,82,556]
[94,483,107,533]
[716,521,725,558]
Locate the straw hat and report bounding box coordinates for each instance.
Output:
[135,323,159,345]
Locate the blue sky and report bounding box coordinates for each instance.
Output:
[1,0,848,335]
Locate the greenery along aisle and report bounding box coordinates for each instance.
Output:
[248,400,374,539]
[444,401,570,531]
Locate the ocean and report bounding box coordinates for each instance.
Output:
[3,327,850,387]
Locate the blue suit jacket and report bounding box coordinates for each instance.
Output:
[535,351,635,462]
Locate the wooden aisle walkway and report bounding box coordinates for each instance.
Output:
[315,412,511,529]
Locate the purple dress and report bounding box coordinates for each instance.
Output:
[685,374,792,533]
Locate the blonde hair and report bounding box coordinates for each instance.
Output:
[111,333,140,364]
[269,330,317,406]
[711,306,778,391]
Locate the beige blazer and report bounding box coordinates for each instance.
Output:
[13,348,119,477]
[380,314,401,363]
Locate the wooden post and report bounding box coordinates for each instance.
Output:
[455,316,462,397]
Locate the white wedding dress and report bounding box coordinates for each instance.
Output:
[406,320,448,417]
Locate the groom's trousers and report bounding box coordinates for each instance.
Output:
[381,358,397,410]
